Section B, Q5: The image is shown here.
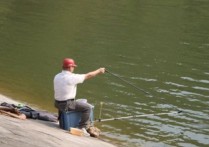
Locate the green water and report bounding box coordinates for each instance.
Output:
[0,0,209,146]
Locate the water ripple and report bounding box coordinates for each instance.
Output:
[165,82,187,87]
[183,131,209,145]
[155,87,209,98]
[109,82,125,88]
[181,77,209,84]
[192,86,209,91]
[137,77,157,82]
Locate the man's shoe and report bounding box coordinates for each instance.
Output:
[81,128,90,137]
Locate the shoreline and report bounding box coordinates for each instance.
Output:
[0,94,116,147]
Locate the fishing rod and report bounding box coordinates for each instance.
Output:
[94,110,182,122]
[105,69,151,95]
[101,70,182,123]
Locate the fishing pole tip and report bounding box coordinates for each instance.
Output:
[177,110,183,113]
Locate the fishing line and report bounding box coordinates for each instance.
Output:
[94,110,182,122]
[105,69,151,95]
[102,69,182,123]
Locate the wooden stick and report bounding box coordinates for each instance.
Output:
[0,110,26,120]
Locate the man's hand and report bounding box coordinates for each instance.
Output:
[99,68,105,74]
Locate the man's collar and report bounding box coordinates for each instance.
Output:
[62,70,72,74]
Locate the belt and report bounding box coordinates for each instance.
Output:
[55,99,75,103]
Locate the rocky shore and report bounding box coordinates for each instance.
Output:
[0,94,116,147]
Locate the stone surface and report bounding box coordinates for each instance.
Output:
[0,95,116,147]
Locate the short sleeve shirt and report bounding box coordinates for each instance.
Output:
[54,70,85,101]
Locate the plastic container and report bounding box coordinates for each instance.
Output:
[59,111,81,130]
[59,108,94,130]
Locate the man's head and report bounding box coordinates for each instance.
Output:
[62,58,77,72]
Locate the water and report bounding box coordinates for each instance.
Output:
[0,0,209,146]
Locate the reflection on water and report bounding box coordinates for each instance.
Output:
[0,0,209,147]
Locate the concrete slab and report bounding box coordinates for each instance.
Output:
[0,94,116,147]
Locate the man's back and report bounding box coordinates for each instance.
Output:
[54,70,85,101]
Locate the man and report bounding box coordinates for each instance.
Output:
[54,58,105,136]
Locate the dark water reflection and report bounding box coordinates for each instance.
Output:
[0,0,209,146]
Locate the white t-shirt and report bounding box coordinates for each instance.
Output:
[54,70,85,101]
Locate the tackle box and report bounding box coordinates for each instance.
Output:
[59,108,94,130]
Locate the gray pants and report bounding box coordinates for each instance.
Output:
[55,99,91,129]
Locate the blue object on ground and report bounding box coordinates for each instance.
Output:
[59,108,94,130]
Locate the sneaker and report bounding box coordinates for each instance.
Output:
[81,128,90,137]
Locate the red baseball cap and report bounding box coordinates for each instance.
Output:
[62,58,77,68]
